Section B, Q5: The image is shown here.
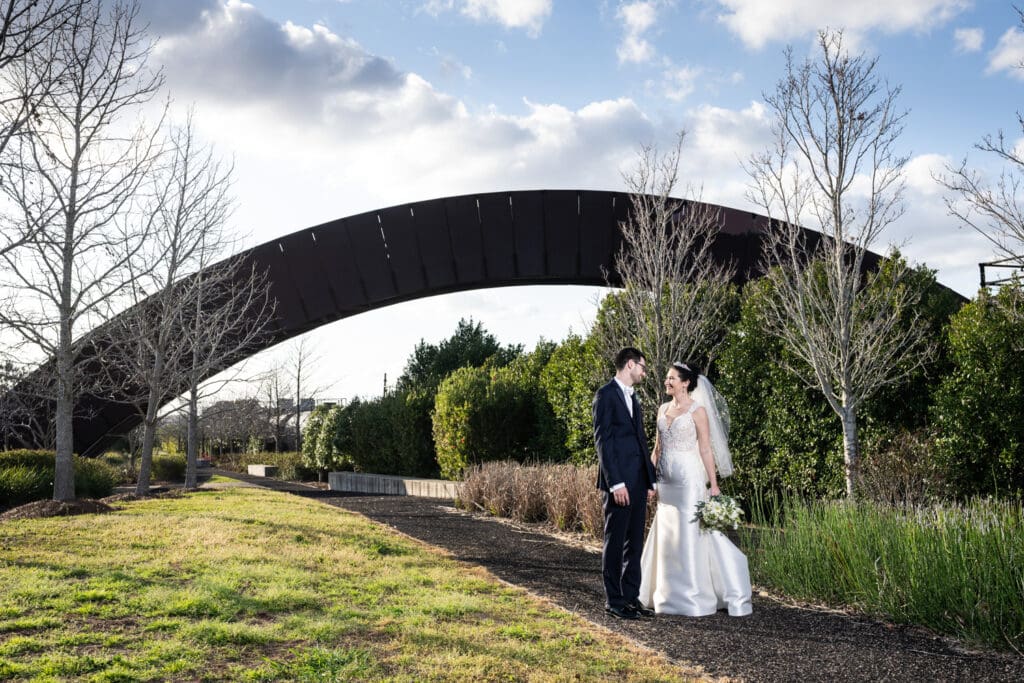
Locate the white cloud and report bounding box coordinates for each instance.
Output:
[954,27,983,53]
[663,64,702,101]
[422,0,552,36]
[903,153,949,197]
[987,26,1024,79]
[683,101,770,186]
[153,2,408,121]
[712,0,971,49]
[616,1,661,64]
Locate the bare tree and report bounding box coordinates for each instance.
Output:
[259,365,294,452]
[286,337,327,453]
[0,0,164,500]
[0,0,81,257]
[591,131,736,410]
[179,255,275,488]
[94,113,245,495]
[938,9,1024,302]
[745,29,931,498]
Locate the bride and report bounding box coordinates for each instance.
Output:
[639,362,753,617]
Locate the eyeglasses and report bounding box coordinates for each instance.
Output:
[635,361,647,371]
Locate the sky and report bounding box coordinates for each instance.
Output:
[131,0,1023,402]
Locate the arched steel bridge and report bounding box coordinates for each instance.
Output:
[13,189,886,455]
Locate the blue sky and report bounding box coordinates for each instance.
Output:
[136,0,1023,401]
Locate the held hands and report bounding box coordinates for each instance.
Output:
[612,488,658,505]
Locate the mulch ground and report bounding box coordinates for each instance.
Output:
[0,498,115,520]
[210,470,1024,683]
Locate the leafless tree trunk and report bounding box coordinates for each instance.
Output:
[938,9,1024,308]
[0,0,164,500]
[591,130,736,410]
[745,29,931,498]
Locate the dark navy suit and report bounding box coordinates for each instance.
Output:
[593,379,656,610]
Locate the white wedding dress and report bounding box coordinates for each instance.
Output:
[639,404,753,616]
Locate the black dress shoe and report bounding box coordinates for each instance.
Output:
[628,602,655,617]
[604,604,639,620]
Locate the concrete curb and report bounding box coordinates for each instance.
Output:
[328,471,460,499]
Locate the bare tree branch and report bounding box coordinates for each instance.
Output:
[745,29,932,498]
[937,10,1024,296]
[591,130,736,411]
[0,1,84,262]
[0,0,164,500]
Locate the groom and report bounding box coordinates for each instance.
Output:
[593,347,657,619]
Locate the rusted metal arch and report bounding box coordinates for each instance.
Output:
[15,189,875,455]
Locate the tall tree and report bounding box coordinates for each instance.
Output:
[591,131,737,411]
[94,114,254,494]
[938,8,1024,306]
[745,29,931,498]
[0,0,164,500]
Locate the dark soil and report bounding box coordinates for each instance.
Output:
[0,486,182,520]
[213,469,1024,683]
[0,498,114,520]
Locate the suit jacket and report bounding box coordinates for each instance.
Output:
[592,379,655,492]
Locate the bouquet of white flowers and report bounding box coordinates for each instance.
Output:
[692,494,743,532]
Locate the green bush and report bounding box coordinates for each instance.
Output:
[0,449,56,470]
[716,280,845,503]
[433,347,566,480]
[74,458,119,499]
[397,389,441,478]
[151,453,187,482]
[0,464,51,508]
[100,451,129,469]
[932,285,1024,498]
[233,451,316,481]
[540,334,603,465]
[0,450,120,507]
[350,392,409,475]
[301,405,330,464]
[433,365,492,480]
[309,402,356,477]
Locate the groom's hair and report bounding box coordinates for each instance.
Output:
[614,347,646,370]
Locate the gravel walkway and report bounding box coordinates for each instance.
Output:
[210,470,1023,682]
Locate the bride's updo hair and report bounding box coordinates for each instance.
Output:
[671,361,700,393]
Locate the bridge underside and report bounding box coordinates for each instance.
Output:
[9,189,870,455]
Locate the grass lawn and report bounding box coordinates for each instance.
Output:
[0,487,697,681]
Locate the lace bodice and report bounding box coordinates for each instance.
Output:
[656,405,703,486]
[657,405,699,454]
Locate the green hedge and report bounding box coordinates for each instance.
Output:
[219,451,316,482]
[151,454,187,482]
[0,450,120,508]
